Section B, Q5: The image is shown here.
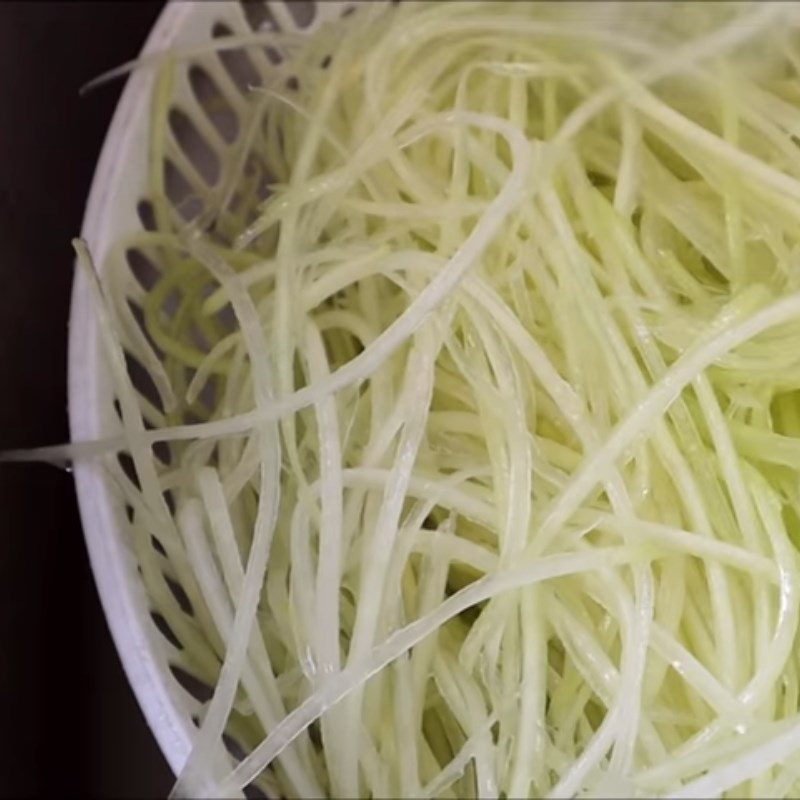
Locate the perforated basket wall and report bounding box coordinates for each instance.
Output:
[68,1,354,789]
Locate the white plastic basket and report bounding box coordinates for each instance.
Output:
[68,0,352,783]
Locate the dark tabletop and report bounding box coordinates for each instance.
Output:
[0,3,174,797]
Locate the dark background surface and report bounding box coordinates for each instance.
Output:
[0,3,173,797]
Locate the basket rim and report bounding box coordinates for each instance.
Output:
[68,0,206,777]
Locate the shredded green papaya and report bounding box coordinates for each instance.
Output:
[40,2,800,797]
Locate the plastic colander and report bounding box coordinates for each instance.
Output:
[68,0,353,782]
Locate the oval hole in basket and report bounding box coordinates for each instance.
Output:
[194,374,218,412]
[165,574,194,616]
[137,198,157,231]
[151,534,167,556]
[164,159,204,222]
[212,22,263,93]
[160,287,181,321]
[189,65,240,144]
[222,732,248,762]
[169,107,221,187]
[163,489,176,516]
[117,452,141,490]
[151,610,183,650]
[125,351,165,414]
[308,719,322,748]
[126,247,161,292]
[153,439,172,467]
[216,301,237,334]
[286,0,316,29]
[170,664,214,704]
[240,0,278,33]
